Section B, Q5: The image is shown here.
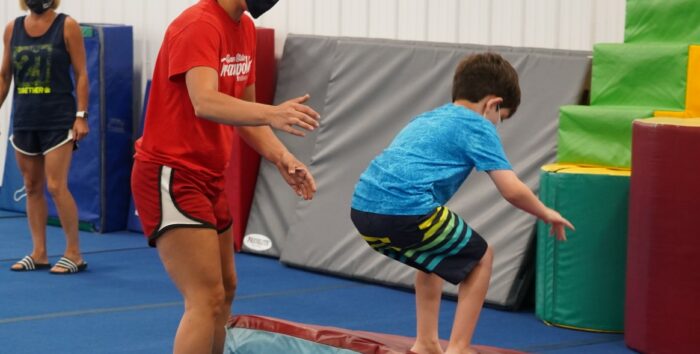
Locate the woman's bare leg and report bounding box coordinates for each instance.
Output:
[44,142,82,271]
[212,228,237,354]
[156,227,225,354]
[11,151,48,269]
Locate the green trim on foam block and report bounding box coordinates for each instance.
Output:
[48,217,96,232]
[536,165,630,332]
[557,105,654,168]
[625,0,700,44]
[590,43,688,110]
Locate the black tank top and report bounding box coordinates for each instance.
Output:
[10,13,76,131]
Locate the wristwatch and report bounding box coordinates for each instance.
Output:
[76,111,88,119]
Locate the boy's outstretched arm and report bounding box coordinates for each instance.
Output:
[487,170,575,241]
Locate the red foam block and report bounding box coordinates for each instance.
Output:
[626,118,700,354]
[228,315,525,354]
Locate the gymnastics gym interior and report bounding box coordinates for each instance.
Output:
[1,0,698,353]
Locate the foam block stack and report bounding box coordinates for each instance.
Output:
[541,0,700,338]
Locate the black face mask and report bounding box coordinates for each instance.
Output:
[246,0,279,19]
[25,0,53,14]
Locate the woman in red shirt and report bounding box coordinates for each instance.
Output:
[131,0,319,352]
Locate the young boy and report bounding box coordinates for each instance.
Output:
[350,52,574,354]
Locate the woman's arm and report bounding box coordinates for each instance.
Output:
[64,16,89,140]
[235,85,317,200]
[0,21,15,109]
[184,66,319,136]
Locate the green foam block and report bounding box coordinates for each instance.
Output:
[590,43,688,110]
[557,105,654,168]
[625,0,700,44]
[536,165,630,332]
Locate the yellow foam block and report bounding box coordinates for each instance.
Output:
[655,45,700,118]
[653,110,687,118]
[636,117,700,127]
[541,163,631,176]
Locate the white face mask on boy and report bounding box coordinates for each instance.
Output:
[494,104,502,127]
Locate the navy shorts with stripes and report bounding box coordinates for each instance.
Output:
[350,206,488,285]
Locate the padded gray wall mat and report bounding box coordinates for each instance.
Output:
[243,37,337,256]
[248,35,590,307]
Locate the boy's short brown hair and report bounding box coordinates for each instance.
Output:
[452,52,521,116]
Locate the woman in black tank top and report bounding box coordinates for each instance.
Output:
[0,0,89,274]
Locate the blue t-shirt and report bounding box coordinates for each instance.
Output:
[352,103,512,215]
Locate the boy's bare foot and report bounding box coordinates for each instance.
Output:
[410,340,444,354]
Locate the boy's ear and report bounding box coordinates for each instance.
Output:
[486,96,504,111]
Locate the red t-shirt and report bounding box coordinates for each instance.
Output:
[135,0,256,177]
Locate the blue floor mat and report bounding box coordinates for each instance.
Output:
[534,339,632,354]
[0,248,175,319]
[0,218,144,261]
[0,209,25,218]
[0,217,633,354]
[1,306,180,354]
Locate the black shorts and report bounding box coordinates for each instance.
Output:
[10,129,75,156]
[351,206,488,285]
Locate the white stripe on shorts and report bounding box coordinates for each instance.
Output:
[158,166,204,232]
[9,135,40,156]
[42,130,74,155]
